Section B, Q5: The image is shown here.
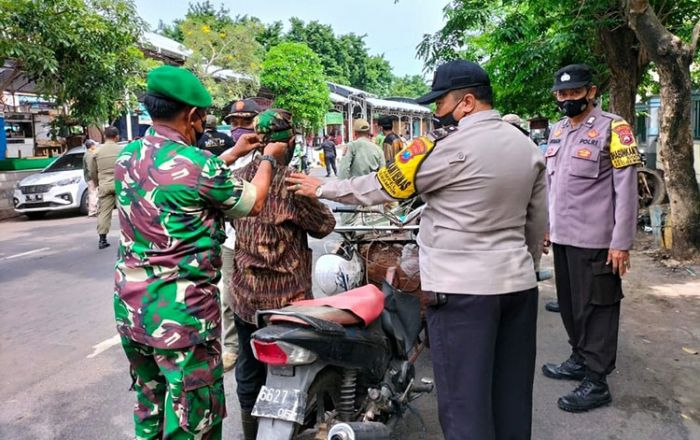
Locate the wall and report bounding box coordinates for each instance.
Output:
[0,170,35,220]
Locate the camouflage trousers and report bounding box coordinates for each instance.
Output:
[120,336,226,440]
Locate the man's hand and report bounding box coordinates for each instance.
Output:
[286,173,322,198]
[543,232,551,255]
[219,133,261,165]
[607,249,630,277]
[263,142,288,158]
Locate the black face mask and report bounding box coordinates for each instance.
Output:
[191,112,206,146]
[432,101,462,129]
[557,97,589,118]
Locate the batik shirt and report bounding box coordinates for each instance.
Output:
[114,125,257,349]
[229,158,336,324]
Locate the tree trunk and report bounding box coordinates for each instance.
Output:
[598,25,647,125]
[627,0,700,258]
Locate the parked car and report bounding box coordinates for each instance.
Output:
[13,146,90,219]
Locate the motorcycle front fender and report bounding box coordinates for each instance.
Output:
[256,362,327,440]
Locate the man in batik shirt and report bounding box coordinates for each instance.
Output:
[228,109,336,439]
[113,65,286,440]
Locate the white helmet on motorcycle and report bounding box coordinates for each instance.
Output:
[314,253,364,295]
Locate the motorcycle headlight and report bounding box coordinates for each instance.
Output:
[56,176,81,186]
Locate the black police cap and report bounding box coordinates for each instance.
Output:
[416,60,491,105]
[552,64,593,91]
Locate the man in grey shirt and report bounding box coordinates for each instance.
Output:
[287,60,547,440]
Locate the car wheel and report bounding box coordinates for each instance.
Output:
[79,189,89,215]
[25,212,46,220]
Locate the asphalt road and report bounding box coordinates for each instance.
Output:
[1,208,698,439]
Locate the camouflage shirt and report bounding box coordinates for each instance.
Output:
[113,125,257,349]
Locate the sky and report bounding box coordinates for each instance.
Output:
[133,0,449,78]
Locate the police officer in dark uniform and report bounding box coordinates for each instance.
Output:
[542,64,640,412]
[197,115,233,156]
[287,60,548,439]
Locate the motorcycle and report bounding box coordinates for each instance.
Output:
[249,204,552,439]
[250,206,429,440]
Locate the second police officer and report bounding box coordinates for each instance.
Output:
[542,64,640,413]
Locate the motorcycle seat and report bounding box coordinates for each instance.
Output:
[268,285,385,327]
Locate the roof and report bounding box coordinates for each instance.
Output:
[141,32,190,60]
[329,92,349,104]
[365,97,431,114]
[327,81,376,98]
[1,61,38,94]
[204,65,252,81]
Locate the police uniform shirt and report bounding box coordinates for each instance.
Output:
[321,110,548,295]
[545,105,640,250]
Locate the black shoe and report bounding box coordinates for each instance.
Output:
[98,239,110,249]
[558,377,612,413]
[325,174,331,177]
[542,355,586,381]
[545,301,560,313]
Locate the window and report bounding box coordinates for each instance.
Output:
[43,153,84,172]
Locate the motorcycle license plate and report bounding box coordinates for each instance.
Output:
[251,386,307,424]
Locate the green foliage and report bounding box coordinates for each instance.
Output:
[388,75,430,98]
[418,0,700,119]
[180,15,263,109]
[260,42,331,130]
[0,0,146,125]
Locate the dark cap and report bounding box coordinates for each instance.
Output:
[552,64,593,91]
[224,99,261,122]
[416,60,490,105]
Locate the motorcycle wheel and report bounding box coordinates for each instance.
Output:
[293,368,342,440]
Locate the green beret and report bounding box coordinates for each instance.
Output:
[146,65,212,108]
[254,109,294,142]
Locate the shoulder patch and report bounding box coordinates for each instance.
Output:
[610,120,641,169]
[377,135,437,199]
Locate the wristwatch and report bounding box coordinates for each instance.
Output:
[315,184,324,198]
[260,155,277,168]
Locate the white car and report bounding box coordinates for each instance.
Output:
[13,146,89,219]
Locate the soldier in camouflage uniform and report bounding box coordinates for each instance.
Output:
[114,65,286,439]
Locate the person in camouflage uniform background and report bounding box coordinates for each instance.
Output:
[113,65,286,439]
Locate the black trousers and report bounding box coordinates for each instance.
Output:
[426,288,538,440]
[325,154,337,176]
[234,315,267,411]
[552,244,622,379]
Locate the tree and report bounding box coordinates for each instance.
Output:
[388,75,430,98]
[157,1,234,43]
[260,42,330,130]
[0,0,146,125]
[283,18,396,95]
[418,0,696,123]
[180,16,263,109]
[627,0,700,258]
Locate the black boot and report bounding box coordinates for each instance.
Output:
[545,301,560,312]
[542,354,585,381]
[240,408,258,440]
[98,234,110,249]
[558,376,612,412]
